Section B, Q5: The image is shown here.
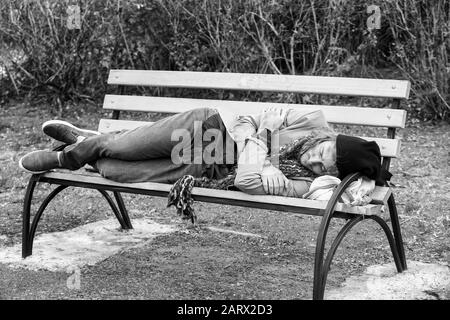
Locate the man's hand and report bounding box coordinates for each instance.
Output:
[260,164,290,195]
[256,107,287,135]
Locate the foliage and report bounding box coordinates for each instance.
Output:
[0,0,448,120]
[382,0,449,120]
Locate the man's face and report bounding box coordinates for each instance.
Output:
[300,141,338,175]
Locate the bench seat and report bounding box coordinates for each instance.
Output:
[37,169,391,217]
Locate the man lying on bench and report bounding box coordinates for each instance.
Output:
[19,107,390,204]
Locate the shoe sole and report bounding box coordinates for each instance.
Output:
[18,151,49,174]
[42,120,100,143]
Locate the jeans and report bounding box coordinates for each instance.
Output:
[60,108,229,183]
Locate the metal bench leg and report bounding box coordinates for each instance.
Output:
[22,177,69,258]
[367,215,403,272]
[313,173,361,300]
[318,216,364,297]
[97,190,128,229]
[23,181,134,258]
[313,214,328,300]
[29,185,69,255]
[113,192,133,229]
[22,177,38,258]
[387,194,407,270]
[312,173,406,299]
[317,215,403,298]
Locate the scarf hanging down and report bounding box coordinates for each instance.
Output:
[167,175,197,223]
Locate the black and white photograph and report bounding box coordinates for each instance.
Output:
[0,0,448,305]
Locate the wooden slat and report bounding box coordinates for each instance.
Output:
[38,171,390,216]
[107,70,411,99]
[370,186,392,204]
[98,119,401,158]
[103,95,407,128]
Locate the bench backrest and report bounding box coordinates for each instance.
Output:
[100,70,410,169]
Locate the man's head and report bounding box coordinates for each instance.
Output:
[280,131,385,182]
[279,129,338,176]
[300,140,338,175]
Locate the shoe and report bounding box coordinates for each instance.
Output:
[18,150,62,174]
[42,120,100,145]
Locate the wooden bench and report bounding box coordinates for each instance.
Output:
[22,70,410,300]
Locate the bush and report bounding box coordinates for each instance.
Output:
[0,0,448,120]
[383,0,449,120]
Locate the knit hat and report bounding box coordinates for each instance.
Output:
[336,134,391,186]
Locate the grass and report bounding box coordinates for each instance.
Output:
[0,98,448,299]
